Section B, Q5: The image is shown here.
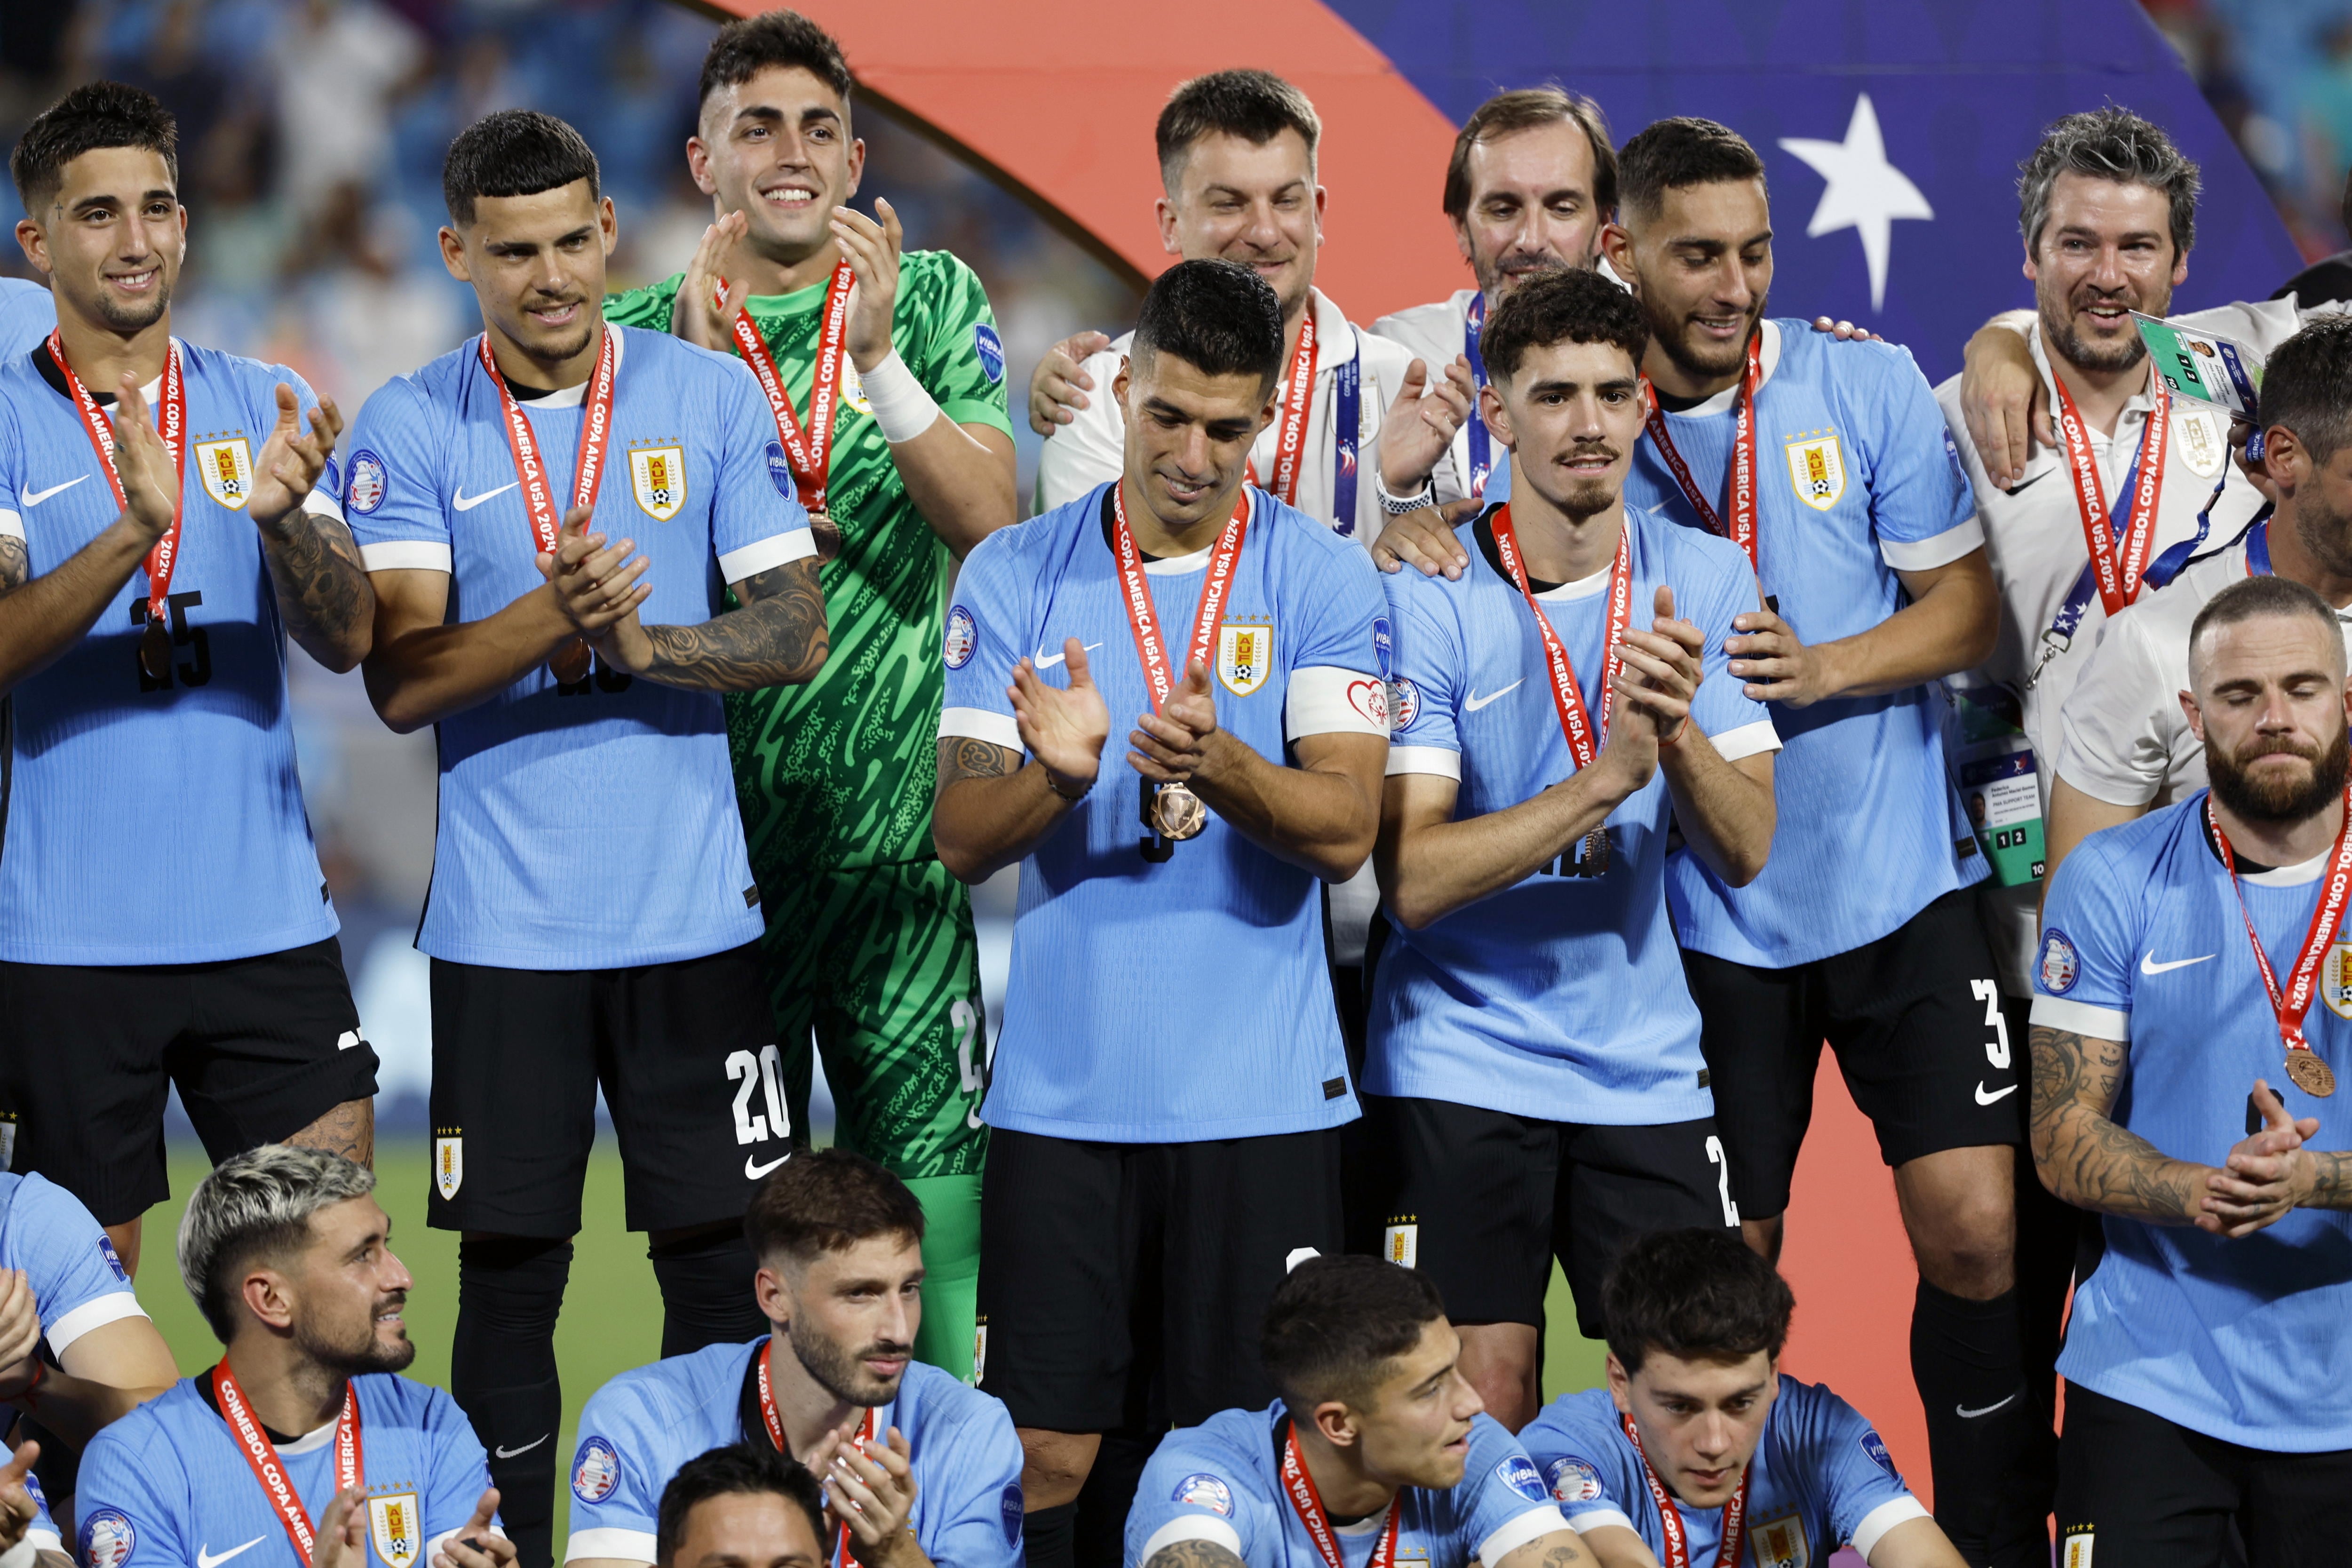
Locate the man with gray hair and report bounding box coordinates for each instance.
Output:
[73,1146,516,1568]
[2031,572,2352,1561]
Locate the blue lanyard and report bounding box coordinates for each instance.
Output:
[2248,515,2273,576]
[1332,350,1360,536]
[1464,292,1492,500]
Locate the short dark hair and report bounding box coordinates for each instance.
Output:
[697,11,854,116]
[1479,267,1649,383]
[2016,107,2199,260]
[742,1148,925,1268]
[655,1444,826,1568]
[442,110,600,228]
[1617,117,1766,223]
[1443,87,1617,223]
[1261,1255,1447,1413]
[1602,1229,1794,1377]
[2257,314,2352,467]
[11,80,178,212]
[2189,575,2346,675]
[1156,70,1320,188]
[1131,259,1287,390]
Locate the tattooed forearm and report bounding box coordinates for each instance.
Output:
[258,507,373,670]
[1143,1543,1244,1568]
[2029,1025,2201,1223]
[2311,1151,2352,1209]
[637,557,828,691]
[0,536,26,598]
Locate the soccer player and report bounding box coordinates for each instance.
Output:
[75,1145,515,1568]
[933,258,1389,1568]
[1589,117,2029,1560]
[347,111,826,1568]
[0,82,378,1281]
[565,1150,1022,1568]
[653,1446,828,1568]
[607,10,1017,1379]
[2045,317,2352,886]
[2030,573,2352,1562]
[1125,1254,1586,1568]
[1366,268,1775,1429]
[1520,1229,1965,1568]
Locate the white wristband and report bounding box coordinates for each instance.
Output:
[858,350,944,444]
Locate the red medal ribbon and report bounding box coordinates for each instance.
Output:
[49,329,186,628]
[1621,1412,1747,1568]
[2208,788,2352,1054]
[755,1338,882,1568]
[723,259,854,513]
[1488,503,1632,771]
[1110,483,1250,715]
[1642,332,1763,573]
[2053,372,2169,618]
[1247,309,1320,507]
[1278,1421,1400,1568]
[212,1362,362,1568]
[477,326,618,558]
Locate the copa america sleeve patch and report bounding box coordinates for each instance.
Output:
[1495,1455,1548,1503]
[79,1508,135,1568]
[1546,1457,1604,1504]
[974,323,1007,384]
[2036,929,2079,995]
[945,605,978,669]
[1172,1473,1233,1516]
[572,1436,621,1503]
[345,449,387,514]
[1387,677,1420,733]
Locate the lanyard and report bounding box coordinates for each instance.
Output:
[1488,503,1631,770]
[1110,483,1249,714]
[477,327,618,682]
[49,330,186,639]
[1643,332,1763,573]
[213,1363,361,1567]
[755,1338,882,1568]
[2209,789,2352,1060]
[2053,373,2169,621]
[2248,517,2274,578]
[1464,293,1492,501]
[1622,1413,1748,1568]
[1277,1421,1400,1568]
[1245,313,1361,534]
[1262,310,1319,508]
[725,258,853,516]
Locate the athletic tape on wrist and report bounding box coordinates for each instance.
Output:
[859,350,944,444]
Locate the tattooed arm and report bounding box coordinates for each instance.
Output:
[1142,1543,1245,1568]
[2028,1024,2207,1225]
[256,508,374,671]
[932,638,1112,883]
[583,557,830,693]
[1492,1528,1597,1568]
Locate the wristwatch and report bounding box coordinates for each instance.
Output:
[1375,469,1437,517]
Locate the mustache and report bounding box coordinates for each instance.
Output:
[1558,444,1622,466]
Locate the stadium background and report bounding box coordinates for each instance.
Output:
[0,0,2342,1539]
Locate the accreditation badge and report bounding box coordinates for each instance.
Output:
[196,437,255,511]
[1216,619,1273,697]
[368,1493,424,1568]
[1784,430,1846,511]
[628,444,688,521]
[2325,939,2352,1021]
[1752,1513,1810,1568]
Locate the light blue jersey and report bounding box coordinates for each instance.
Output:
[0,339,340,964]
[1370,504,1777,1124]
[1520,1380,1927,1566]
[2033,795,2352,1450]
[343,326,811,969]
[1127,1404,1566,1568]
[78,1372,496,1568]
[0,1170,146,1354]
[939,484,1390,1142]
[0,279,56,357]
[565,1338,1022,1568]
[1626,321,1987,967]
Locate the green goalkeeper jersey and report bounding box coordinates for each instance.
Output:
[607,252,1014,873]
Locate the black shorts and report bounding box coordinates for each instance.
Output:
[1681,887,2022,1218]
[1355,1095,1736,1339]
[2057,1383,2352,1567]
[0,937,376,1226]
[975,1125,1343,1433]
[427,942,776,1236]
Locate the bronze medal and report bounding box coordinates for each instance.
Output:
[1580,826,1611,877]
[139,619,171,681]
[548,639,592,685]
[807,508,842,563]
[2287,1051,2337,1098]
[1150,781,1208,841]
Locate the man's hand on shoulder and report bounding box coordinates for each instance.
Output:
[1028,332,1112,436]
[1958,311,2047,488]
[1371,499,1479,579]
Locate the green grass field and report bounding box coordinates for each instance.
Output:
[137,1139,1608,1537]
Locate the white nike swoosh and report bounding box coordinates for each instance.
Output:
[453,482,519,512]
[1956,1393,2018,1419]
[1975,1082,2018,1106]
[22,476,87,507]
[2141,950,2216,976]
[494,1435,549,1459]
[745,1152,791,1179]
[1464,679,1525,712]
[199,1538,268,1568]
[1033,642,1102,669]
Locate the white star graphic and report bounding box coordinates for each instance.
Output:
[1778,93,1934,312]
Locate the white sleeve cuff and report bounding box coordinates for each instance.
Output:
[1707,717,1782,763]
[360,540,452,573]
[304,489,345,525]
[938,706,1023,751]
[1880,517,1985,572]
[47,1289,146,1356]
[2030,996,2130,1040]
[1565,1508,1635,1536]
[0,509,25,540]
[23,1529,59,1556]
[717,529,817,584]
[562,1527,653,1564]
[1476,1504,1569,1567]
[0,1533,40,1568]
[1850,1496,1932,1562]
[1287,665,1391,740]
[1385,745,1462,779]
[1138,1516,1243,1562]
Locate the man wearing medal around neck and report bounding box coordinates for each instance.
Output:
[607,11,1018,1385]
[933,259,1389,1568]
[349,111,827,1568]
[2031,574,2352,1564]
[1363,268,1778,1433]
[0,82,380,1293]
[76,1145,515,1568]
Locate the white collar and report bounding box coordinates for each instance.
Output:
[1302,287,1359,373]
[509,325,625,410]
[278,1413,342,1456]
[2243,841,2337,888]
[1665,319,1784,417]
